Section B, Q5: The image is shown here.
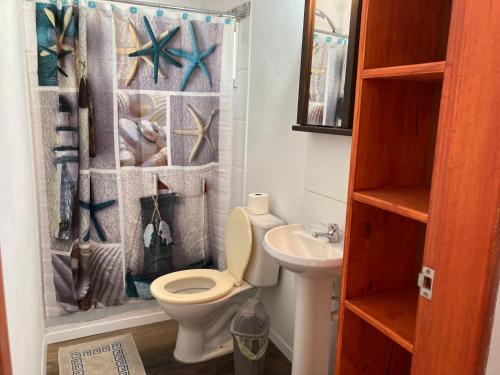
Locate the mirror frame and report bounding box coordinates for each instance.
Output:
[293,0,362,136]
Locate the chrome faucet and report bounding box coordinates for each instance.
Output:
[312,223,340,243]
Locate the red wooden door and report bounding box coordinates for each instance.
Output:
[412,0,500,373]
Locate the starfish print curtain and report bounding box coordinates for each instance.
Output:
[24,0,235,317]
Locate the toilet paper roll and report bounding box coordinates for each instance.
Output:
[247,193,269,215]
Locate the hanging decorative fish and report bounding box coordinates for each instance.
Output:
[143,222,155,249]
[158,220,173,245]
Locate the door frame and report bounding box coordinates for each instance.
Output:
[0,250,12,375]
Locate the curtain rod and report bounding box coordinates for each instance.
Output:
[103,0,250,19]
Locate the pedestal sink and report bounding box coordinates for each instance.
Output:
[263,224,344,375]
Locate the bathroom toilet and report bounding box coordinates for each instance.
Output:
[151,207,284,363]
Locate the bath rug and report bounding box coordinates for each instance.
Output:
[58,334,146,375]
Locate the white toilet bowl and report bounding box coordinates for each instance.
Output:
[152,270,255,362]
[151,207,284,363]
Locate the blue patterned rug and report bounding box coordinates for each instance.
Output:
[58,334,146,375]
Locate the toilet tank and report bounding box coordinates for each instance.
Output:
[244,209,284,287]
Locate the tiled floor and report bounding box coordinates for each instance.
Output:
[47,320,292,374]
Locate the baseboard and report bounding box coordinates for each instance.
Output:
[269,328,293,362]
[44,306,170,345]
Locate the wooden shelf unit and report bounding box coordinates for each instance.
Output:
[345,289,418,353]
[341,310,413,374]
[363,0,452,69]
[336,0,500,373]
[336,0,455,373]
[353,79,441,193]
[363,61,446,81]
[352,187,429,223]
[344,201,426,300]
[341,201,426,363]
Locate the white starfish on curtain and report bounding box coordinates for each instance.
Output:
[116,19,169,86]
[174,104,217,163]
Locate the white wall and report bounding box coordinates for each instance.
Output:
[229,9,251,211]
[486,287,500,374]
[316,0,352,35]
[244,0,352,359]
[0,1,45,374]
[156,0,205,8]
[244,0,307,353]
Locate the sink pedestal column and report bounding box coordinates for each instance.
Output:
[292,274,333,375]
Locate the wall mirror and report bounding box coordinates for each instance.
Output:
[293,0,361,136]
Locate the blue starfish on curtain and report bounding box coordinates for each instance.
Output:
[79,183,116,242]
[128,16,182,84]
[166,21,217,91]
[35,3,78,86]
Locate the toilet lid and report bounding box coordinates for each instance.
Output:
[225,207,252,285]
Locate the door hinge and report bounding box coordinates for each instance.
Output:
[418,266,435,300]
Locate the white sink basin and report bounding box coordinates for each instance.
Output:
[263,223,344,375]
[263,223,344,276]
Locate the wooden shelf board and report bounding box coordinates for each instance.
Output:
[363,61,446,81]
[352,187,430,223]
[345,289,418,353]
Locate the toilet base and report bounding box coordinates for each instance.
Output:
[165,287,256,363]
[174,334,234,363]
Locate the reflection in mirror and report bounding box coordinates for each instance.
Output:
[308,1,351,127]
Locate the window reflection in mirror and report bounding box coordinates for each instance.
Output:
[308,0,352,127]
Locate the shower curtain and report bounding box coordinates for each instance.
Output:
[24,0,234,317]
[308,33,348,126]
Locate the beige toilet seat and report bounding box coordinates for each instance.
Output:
[150,207,253,305]
[151,269,234,305]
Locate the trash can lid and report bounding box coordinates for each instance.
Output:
[230,298,270,338]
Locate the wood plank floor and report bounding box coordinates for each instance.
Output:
[47,320,292,375]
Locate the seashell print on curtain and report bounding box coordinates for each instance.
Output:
[24,0,234,317]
